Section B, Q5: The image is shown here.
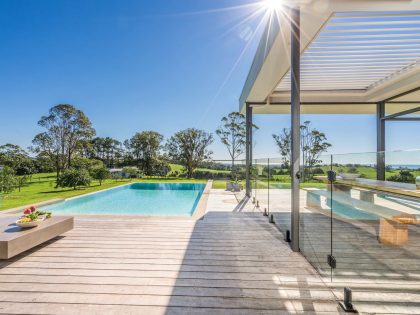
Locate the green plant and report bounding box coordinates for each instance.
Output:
[216,112,258,170]
[122,167,139,179]
[0,166,17,195]
[273,121,331,180]
[72,157,103,172]
[125,131,163,175]
[311,167,325,175]
[165,128,213,178]
[32,104,95,180]
[149,159,170,177]
[16,175,29,192]
[347,167,358,173]
[57,168,92,190]
[387,170,415,184]
[90,167,110,185]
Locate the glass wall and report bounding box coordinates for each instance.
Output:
[252,158,269,214]
[298,154,332,277]
[328,150,420,308]
[279,149,418,310]
[268,158,292,238]
[211,149,420,304]
[211,149,419,311]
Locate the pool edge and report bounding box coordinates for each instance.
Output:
[16,181,211,220]
[191,180,212,220]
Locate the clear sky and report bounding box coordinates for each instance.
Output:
[0,0,419,161]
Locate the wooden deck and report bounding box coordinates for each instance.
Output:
[210,188,420,314]
[0,212,342,315]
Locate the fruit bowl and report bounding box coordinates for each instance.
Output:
[15,206,52,228]
[16,218,44,228]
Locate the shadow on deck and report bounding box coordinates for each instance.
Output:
[272,210,420,314]
[0,212,341,314]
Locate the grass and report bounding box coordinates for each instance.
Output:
[273,166,420,181]
[0,173,206,211]
[3,165,418,211]
[169,164,230,175]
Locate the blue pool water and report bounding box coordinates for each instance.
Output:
[39,183,205,216]
[330,200,379,220]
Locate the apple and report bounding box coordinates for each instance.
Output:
[23,208,31,215]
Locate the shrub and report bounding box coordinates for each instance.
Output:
[149,159,171,177]
[0,166,17,195]
[347,167,358,174]
[16,175,29,192]
[72,157,104,172]
[193,170,231,180]
[310,167,325,175]
[387,170,415,184]
[57,168,91,190]
[90,167,110,185]
[123,167,140,179]
[111,172,123,181]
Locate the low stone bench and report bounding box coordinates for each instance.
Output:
[303,188,418,245]
[0,216,73,259]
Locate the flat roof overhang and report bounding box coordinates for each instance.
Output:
[239,0,420,115]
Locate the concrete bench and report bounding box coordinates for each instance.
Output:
[303,188,418,245]
[304,188,398,218]
[0,216,73,259]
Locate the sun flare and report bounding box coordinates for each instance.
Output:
[263,0,284,11]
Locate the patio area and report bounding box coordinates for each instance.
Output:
[0,209,342,315]
[1,188,418,314]
[209,188,420,314]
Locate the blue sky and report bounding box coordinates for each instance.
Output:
[0,0,418,160]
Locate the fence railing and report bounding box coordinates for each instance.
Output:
[213,150,419,311]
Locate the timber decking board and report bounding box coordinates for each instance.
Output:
[0,212,343,315]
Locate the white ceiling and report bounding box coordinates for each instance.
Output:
[240,0,420,114]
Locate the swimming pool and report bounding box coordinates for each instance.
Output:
[39,183,206,216]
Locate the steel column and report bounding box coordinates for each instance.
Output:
[377,102,386,181]
[245,103,253,197]
[290,6,301,252]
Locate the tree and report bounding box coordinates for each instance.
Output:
[0,166,17,195]
[273,121,331,180]
[91,137,123,168]
[0,144,34,176]
[71,157,103,172]
[165,128,213,178]
[57,168,91,190]
[387,170,415,183]
[125,131,163,175]
[216,112,258,170]
[149,158,171,177]
[122,167,140,180]
[16,175,29,192]
[91,167,110,185]
[15,159,35,177]
[32,104,95,180]
[33,152,55,173]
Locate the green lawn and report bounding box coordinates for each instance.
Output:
[0,173,206,211]
[169,164,230,175]
[3,165,417,211]
[273,166,420,181]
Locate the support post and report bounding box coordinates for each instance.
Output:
[290,6,301,252]
[245,103,253,197]
[377,102,386,181]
